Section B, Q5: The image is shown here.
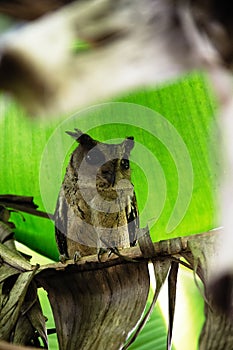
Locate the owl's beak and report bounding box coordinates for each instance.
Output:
[100,159,117,187]
[105,172,116,187]
[101,169,116,187]
[109,173,116,187]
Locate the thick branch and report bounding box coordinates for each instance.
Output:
[37,229,219,274]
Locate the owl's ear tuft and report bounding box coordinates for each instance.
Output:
[66,129,96,149]
[78,133,97,150]
[66,128,83,141]
[124,136,134,153]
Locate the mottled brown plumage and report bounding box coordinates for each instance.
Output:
[54,129,138,260]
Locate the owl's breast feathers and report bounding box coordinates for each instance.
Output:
[55,178,139,258]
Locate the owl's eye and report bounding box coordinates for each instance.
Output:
[120,158,130,170]
[85,148,106,166]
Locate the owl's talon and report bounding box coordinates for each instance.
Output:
[73,251,81,263]
[59,254,69,264]
[110,247,120,256]
[110,247,137,263]
[98,248,108,262]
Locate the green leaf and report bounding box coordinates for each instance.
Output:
[129,303,172,350]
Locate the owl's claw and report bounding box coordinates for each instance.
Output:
[98,248,107,262]
[110,247,120,256]
[59,254,69,264]
[73,251,81,263]
[110,247,137,263]
[98,247,110,262]
[98,245,137,263]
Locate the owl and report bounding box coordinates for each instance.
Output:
[54,129,139,261]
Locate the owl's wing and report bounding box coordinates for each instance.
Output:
[54,188,69,259]
[126,191,139,247]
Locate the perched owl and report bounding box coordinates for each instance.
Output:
[54,129,138,261]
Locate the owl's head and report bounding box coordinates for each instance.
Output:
[66,128,134,188]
